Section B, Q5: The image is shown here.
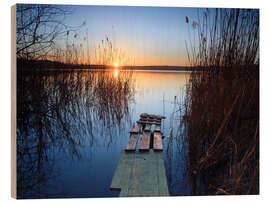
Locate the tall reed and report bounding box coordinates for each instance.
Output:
[184,8,259,195]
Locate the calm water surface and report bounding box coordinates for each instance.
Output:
[17,69,190,198]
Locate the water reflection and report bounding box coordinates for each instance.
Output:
[17,69,135,198]
[17,69,192,198]
[114,69,119,78]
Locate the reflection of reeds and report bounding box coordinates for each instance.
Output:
[16,69,134,198]
[93,70,134,125]
[184,8,259,195]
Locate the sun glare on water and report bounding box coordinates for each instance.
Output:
[113,62,119,78]
[114,69,119,78]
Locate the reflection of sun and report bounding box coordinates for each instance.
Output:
[113,62,119,68]
[114,69,119,78]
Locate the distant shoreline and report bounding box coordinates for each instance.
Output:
[17,59,259,72]
[17,59,201,71]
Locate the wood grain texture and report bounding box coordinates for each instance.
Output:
[129,124,140,134]
[110,151,135,190]
[111,150,169,197]
[139,131,151,151]
[125,134,139,151]
[140,113,166,120]
[137,120,161,125]
[155,151,169,196]
[153,132,163,151]
[154,125,161,132]
[144,124,151,131]
[121,151,158,197]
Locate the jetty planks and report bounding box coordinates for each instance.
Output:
[111,113,169,197]
[155,151,169,196]
[110,150,169,197]
[154,125,161,132]
[153,132,163,151]
[144,124,152,131]
[129,124,140,134]
[140,113,166,120]
[125,134,139,151]
[137,120,161,125]
[140,131,151,151]
[110,151,135,190]
[121,151,158,197]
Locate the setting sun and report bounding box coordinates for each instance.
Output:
[113,62,119,68]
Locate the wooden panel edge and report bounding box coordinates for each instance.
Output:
[11,4,17,199]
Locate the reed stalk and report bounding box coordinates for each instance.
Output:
[184,8,259,195]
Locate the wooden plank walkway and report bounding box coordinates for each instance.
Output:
[140,131,151,151]
[110,150,169,197]
[153,132,163,151]
[111,113,168,197]
[129,124,140,134]
[125,134,139,151]
[144,123,151,131]
[137,120,161,125]
[110,151,135,191]
[154,125,161,132]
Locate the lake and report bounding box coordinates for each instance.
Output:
[17,69,191,198]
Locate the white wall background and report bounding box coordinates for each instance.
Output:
[1,0,269,202]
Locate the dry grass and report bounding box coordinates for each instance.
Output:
[184,8,259,195]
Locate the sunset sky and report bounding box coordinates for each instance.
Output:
[22,5,209,66]
[55,5,206,66]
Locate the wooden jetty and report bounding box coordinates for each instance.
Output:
[110,113,169,197]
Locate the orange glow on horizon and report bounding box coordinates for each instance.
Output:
[45,47,189,66]
[113,62,119,68]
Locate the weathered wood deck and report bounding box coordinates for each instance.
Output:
[129,124,140,134]
[153,132,163,151]
[125,134,139,151]
[144,123,152,132]
[110,150,169,197]
[154,125,161,132]
[111,113,168,197]
[140,131,151,151]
